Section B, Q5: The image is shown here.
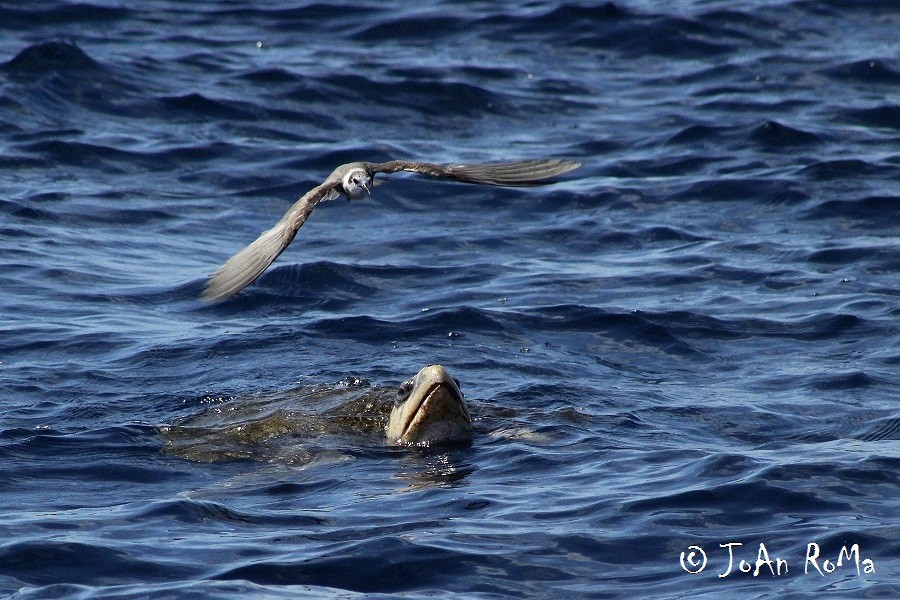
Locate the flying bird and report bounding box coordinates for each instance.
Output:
[201,158,581,302]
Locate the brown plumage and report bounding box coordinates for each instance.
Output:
[201,158,580,302]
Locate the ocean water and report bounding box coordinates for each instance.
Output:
[1,1,898,598]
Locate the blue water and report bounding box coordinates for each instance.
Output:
[1,1,898,598]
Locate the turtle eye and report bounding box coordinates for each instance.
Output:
[453,377,461,391]
[397,378,415,402]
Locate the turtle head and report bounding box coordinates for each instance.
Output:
[386,365,472,447]
[340,164,373,200]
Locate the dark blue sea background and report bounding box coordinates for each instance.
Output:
[1,1,898,598]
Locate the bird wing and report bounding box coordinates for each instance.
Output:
[367,158,581,186]
[200,179,342,302]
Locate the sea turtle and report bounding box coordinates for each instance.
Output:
[385,364,471,446]
[161,365,472,463]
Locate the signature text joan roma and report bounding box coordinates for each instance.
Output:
[679,542,875,577]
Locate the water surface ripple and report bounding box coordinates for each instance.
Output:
[1,1,898,598]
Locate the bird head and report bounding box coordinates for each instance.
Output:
[340,165,373,200]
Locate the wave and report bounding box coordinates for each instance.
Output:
[1,41,104,74]
[842,105,900,130]
[136,498,326,527]
[750,120,821,147]
[0,540,195,588]
[802,195,900,221]
[821,59,900,85]
[0,4,129,29]
[495,3,747,57]
[856,417,900,442]
[624,480,853,524]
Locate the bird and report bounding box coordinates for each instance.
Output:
[200,158,581,302]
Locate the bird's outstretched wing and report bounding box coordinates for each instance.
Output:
[201,179,341,302]
[201,158,580,302]
[368,158,580,186]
